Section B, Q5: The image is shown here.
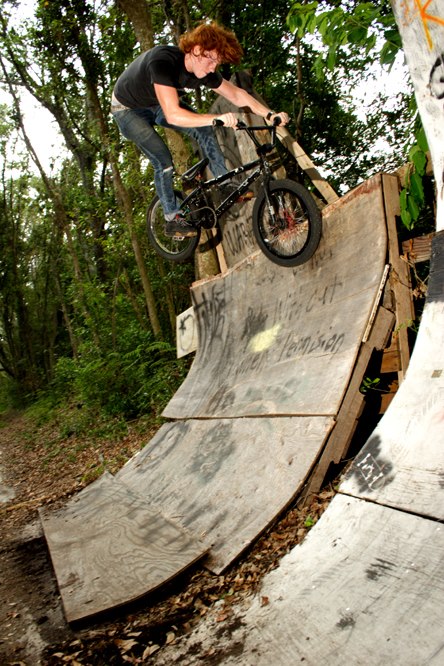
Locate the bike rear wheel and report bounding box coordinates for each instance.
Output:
[146,191,200,263]
[253,179,322,267]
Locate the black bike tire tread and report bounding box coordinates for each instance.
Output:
[252,179,322,268]
[146,192,200,263]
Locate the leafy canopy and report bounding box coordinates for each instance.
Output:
[286,0,431,230]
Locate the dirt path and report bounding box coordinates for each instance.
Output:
[0,412,74,664]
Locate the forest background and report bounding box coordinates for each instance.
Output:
[0,0,434,456]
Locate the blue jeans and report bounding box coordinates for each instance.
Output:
[112,103,228,217]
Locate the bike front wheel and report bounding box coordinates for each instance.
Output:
[253,179,322,267]
[146,191,200,263]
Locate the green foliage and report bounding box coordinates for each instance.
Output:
[360,376,381,394]
[399,126,429,230]
[287,0,432,228]
[52,337,190,419]
[287,1,399,71]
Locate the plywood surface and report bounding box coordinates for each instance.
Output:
[164,175,388,419]
[340,232,444,520]
[215,494,444,665]
[40,472,207,622]
[117,417,334,573]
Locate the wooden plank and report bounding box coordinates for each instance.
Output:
[401,232,434,263]
[362,264,390,342]
[341,232,444,520]
[219,494,444,665]
[303,306,395,498]
[381,345,400,373]
[117,416,334,574]
[39,473,207,622]
[164,175,388,419]
[379,379,398,414]
[382,174,414,381]
[276,126,339,204]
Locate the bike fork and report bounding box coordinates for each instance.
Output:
[262,175,279,224]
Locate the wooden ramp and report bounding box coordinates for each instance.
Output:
[40,174,396,622]
[116,417,334,573]
[155,232,444,666]
[39,472,207,622]
[164,174,388,418]
[208,495,444,666]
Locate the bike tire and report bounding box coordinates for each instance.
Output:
[146,191,200,263]
[252,179,322,267]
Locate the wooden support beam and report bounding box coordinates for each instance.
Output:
[382,174,415,382]
[302,306,395,501]
[276,127,339,205]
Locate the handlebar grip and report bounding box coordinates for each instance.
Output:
[273,116,282,126]
[212,118,225,127]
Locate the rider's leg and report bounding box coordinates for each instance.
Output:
[111,107,180,218]
[155,103,228,178]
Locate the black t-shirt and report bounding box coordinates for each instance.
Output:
[114,45,223,108]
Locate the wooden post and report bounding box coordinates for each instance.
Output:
[382,173,415,382]
[275,126,339,205]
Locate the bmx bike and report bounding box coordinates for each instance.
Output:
[146,118,322,268]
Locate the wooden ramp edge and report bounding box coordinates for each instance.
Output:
[39,472,208,623]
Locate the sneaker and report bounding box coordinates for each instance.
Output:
[219,181,254,202]
[164,213,197,238]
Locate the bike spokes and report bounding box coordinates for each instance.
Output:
[146,193,200,263]
[264,191,310,256]
[252,179,322,267]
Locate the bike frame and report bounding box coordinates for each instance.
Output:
[180,124,278,224]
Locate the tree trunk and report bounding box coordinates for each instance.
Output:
[109,159,162,338]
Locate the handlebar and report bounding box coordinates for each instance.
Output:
[213,117,282,128]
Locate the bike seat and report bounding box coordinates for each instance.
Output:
[181,158,209,182]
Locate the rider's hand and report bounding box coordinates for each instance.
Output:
[267,111,290,126]
[214,112,238,128]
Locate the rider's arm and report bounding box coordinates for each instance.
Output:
[154,83,237,127]
[215,79,289,125]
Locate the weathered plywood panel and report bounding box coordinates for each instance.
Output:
[210,494,444,665]
[340,232,444,520]
[164,175,387,419]
[40,473,207,622]
[117,417,334,573]
[176,305,198,358]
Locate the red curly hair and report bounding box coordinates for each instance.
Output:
[179,22,243,64]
